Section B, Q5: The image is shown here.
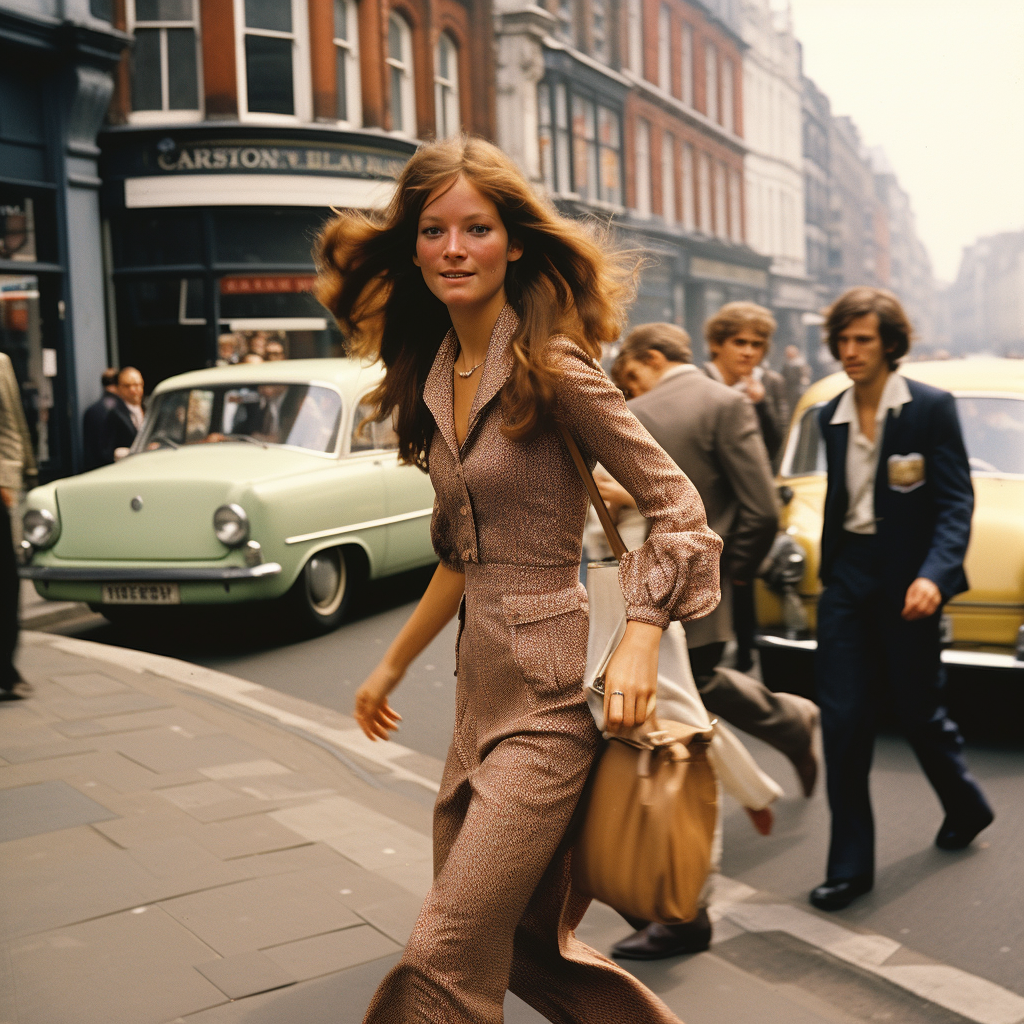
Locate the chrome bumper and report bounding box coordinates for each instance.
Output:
[756,633,1024,672]
[19,563,282,582]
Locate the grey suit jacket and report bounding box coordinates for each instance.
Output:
[628,367,779,648]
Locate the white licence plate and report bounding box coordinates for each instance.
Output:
[101,583,181,605]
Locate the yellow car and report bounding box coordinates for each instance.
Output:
[755,358,1024,693]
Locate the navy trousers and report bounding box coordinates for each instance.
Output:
[815,532,989,882]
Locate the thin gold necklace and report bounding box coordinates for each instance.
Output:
[456,348,485,378]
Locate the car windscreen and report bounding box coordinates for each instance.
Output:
[135,384,343,455]
[784,395,1024,477]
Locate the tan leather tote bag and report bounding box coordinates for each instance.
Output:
[559,425,718,925]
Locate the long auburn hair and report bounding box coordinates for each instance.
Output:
[314,135,636,468]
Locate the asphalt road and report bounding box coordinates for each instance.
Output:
[52,569,1024,999]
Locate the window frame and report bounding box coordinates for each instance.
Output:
[680,22,693,107]
[127,0,204,124]
[537,76,623,207]
[434,30,460,140]
[661,130,676,224]
[386,11,417,138]
[657,4,671,93]
[233,0,313,124]
[333,0,362,127]
[721,56,734,134]
[681,141,695,230]
[704,41,718,123]
[634,117,652,218]
[626,0,643,77]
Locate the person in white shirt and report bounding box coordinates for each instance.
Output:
[811,287,993,913]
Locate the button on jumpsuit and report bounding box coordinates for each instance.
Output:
[363,305,723,1023]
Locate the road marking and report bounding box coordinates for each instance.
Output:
[42,634,442,796]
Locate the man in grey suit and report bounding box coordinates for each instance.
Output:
[597,323,819,958]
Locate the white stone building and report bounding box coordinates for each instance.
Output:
[740,0,814,351]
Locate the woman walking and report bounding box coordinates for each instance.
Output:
[316,136,722,1024]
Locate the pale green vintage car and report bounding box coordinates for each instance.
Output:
[18,359,438,631]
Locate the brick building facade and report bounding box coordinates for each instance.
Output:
[97,0,495,396]
[496,0,770,360]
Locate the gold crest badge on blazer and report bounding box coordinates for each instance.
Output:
[888,452,926,492]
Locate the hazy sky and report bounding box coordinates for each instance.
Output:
[787,0,1024,282]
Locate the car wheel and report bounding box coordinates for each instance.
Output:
[288,546,356,633]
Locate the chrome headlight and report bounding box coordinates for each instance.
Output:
[23,508,59,549]
[213,504,249,547]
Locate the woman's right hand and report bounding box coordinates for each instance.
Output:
[354,663,403,741]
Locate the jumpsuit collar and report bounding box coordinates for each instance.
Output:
[423,303,520,458]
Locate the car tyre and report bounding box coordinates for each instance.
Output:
[287,546,359,634]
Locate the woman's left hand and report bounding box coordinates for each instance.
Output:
[602,620,662,733]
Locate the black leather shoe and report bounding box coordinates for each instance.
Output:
[935,807,994,850]
[611,909,712,960]
[809,875,873,911]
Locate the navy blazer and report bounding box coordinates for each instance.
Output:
[818,377,973,600]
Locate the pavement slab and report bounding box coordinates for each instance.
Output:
[0,780,116,842]
[261,923,402,980]
[5,905,225,1024]
[50,672,130,697]
[4,630,1018,1024]
[194,950,295,1000]
[159,873,363,956]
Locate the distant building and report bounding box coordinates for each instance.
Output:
[800,66,934,369]
[495,0,771,361]
[740,0,814,355]
[869,147,934,347]
[943,232,1024,356]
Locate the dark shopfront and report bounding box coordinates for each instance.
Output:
[1,7,127,482]
[99,125,415,389]
[615,218,773,365]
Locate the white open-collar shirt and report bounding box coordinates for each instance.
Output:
[830,371,912,534]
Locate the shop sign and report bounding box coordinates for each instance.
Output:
[689,257,768,289]
[220,275,317,295]
[150,143,405,180]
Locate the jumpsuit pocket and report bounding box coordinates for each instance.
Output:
[503,587,589,697]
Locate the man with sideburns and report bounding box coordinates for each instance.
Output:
[810,287,993,912]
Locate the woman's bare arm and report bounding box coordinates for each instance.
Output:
[354,562,465,740]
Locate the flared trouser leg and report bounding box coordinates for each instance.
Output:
[363,726,683,1024]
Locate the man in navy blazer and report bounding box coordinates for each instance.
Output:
[811,288,993,912]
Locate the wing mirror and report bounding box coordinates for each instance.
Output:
[777,485,794,506]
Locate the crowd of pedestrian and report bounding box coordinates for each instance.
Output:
[216,329,289,366]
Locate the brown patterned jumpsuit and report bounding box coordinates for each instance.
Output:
[363,305,722,1023]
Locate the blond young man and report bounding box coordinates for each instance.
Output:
[703,302,788,671]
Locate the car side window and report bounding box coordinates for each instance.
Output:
[350,399,399,452]
[785,403,827,477]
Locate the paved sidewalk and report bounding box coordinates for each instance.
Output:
[2,631,1021,1024]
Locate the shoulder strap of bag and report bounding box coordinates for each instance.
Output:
[557,422,628,561]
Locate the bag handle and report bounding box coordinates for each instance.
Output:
[557,422,628,561]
